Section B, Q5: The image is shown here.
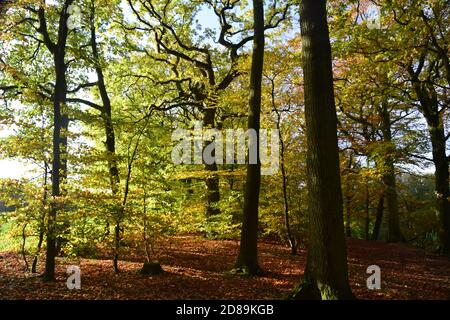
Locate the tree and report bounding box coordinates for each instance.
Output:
[88,0,122,272]
[0,0,80,280]
[124,0,288,219]
[291,0,354,299]
[378,100,404,242]
[233,0,264,275]
[329,5,423,243]
[263,43,303,254]
[380,0,450,253]
[75,0,123,273]
[372,193,384,240]
[31,0,74,282]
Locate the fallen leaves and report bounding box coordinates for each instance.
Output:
[0,237,449,300]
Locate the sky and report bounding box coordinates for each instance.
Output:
[0,128,37,179]
[0,159,36,179]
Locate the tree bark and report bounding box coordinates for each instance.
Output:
[344,153,353,238]
[203,107,220,217]
[43,0,73,281]
[430,122,450,255]
[423,108,450,254]
[409,72,450,255]
[371,193,384,241]
[234,0,264,275]
[272,79,296,254]
[89,3,122,272]
[364,176,370,240]
[379,102,403,242]
[291,0,354,300]
[278,115,296,254]
[32,162,49,273]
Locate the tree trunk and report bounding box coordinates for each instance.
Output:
[44,0,72,281]
[379,102,403,242]
[344,153,353,238]
[272,81,296,255]
[410,72,450,255]
[371,193,384,241]
[203,107,220,217]
[32,162,49,273]
[21,223,29,271]
[279,117,296,254]
[89,5,122,271]
[427,113,450,254]
[234,0,264,275]
[291,0,354,300]
[364,176,370,240]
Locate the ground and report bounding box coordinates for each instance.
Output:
[0,236,449,300]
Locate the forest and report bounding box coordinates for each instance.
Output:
[0,0,449,301]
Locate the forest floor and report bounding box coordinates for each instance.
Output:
[0,236,449,300]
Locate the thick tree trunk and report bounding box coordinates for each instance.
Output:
[291,0,354,300]
[44,1,72,281]
[428,114,450,254]
[371,194,384,241]
[234,0,264,275]
[379,103,403,242]
[410,73,450,255]
[44,71,63,281]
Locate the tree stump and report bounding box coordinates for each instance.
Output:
[140,261,164,275]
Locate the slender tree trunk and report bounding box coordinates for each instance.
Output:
[21,223,28,271]
[291,0,354,300]
[142,187,152,263]
[272,80,296,254]
[345,197,352,237]
[113,134,140,272]
[364,176,370,240]
[203,107,220,217]
[89,5,122,272]
[32,228,45,273]
[379,102,403,242]
[32,162,49,273]
[234,0,264,275]
[279,119,296,254]
[371,194,384,241]
[344,153,353,238]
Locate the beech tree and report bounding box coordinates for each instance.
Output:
[291,0,354,299]
[233,0,264,275]
[123,0,289,219]
[0,0,77,282]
